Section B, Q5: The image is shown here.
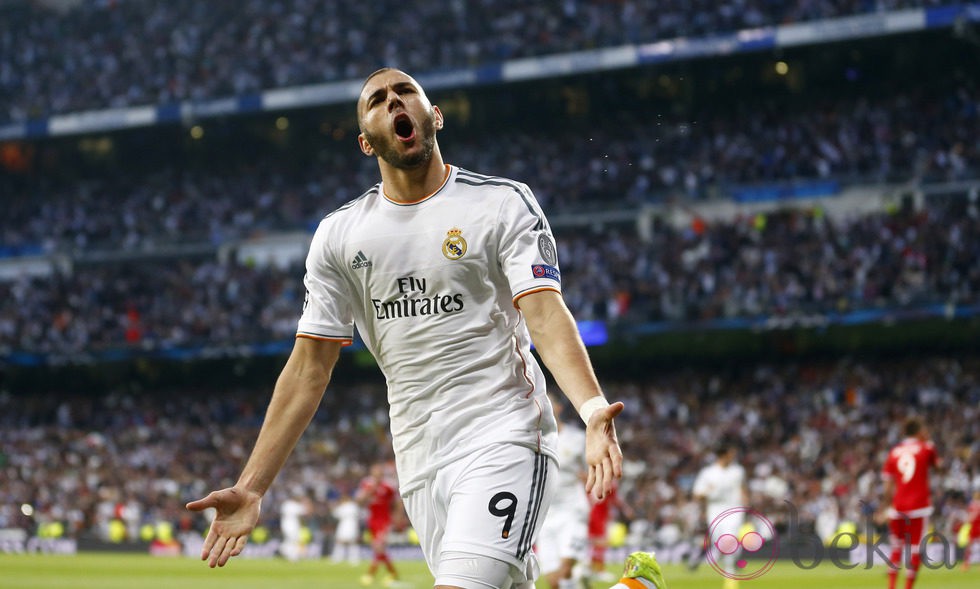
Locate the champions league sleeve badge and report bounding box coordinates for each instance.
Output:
[537,233,557,266]
[442,227,467,260]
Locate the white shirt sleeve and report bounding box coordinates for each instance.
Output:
[495,182,562,301]
[692,470,707,498]
[297,220,355,341]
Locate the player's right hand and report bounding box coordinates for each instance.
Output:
[186,486,262,568]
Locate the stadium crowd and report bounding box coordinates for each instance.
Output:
[3,81,977,257]
[0,0,951,124]
[1,355,977,555]
[615,356,980,554]
[3,1,979,579]
[562,195,980,323]
[2,190,977,356]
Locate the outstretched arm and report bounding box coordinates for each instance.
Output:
[185,337,342,567]
[517,289,624,500]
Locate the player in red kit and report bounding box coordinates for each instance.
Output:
[963,489,980,572]
[587,483,633,581]
[357,462,401,587]
[880,417,941,589]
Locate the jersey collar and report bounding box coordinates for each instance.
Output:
[381,164,454,206]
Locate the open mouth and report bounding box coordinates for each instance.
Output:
[393,114,416,142]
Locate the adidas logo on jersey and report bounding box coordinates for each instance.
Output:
[351,250,372,270]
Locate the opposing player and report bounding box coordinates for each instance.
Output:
[963,489,980,572]
[880,417,941,589]
[537,394,591,589]
[186,68,664,589]
[587,481,632,581]
[691,438,747,588]
[357,463,401,586]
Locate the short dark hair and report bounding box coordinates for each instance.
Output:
[716,436,740,456]
[904,416,923,437]
[361,67,396,91]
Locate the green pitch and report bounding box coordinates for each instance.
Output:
[0,554,976,589]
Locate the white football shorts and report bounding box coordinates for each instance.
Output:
[403,442,558,586]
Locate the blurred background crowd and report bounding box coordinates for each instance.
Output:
[3,83,978,256]
[0,0,951,124]
[2,194,979,356]
[1,355,978,554]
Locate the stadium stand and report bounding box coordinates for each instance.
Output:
[0,0,953,124]
[1,355,977,552]
[2,193,978,357]
[0,0,978,568]
[2,77,977,256]
[0,12,975,361]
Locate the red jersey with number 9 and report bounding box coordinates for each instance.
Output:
[882,438,938,515]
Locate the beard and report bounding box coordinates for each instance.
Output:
[363,111,437,169]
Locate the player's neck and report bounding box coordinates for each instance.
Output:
[379,150,448,204]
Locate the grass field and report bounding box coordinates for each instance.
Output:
[0,554,977,589]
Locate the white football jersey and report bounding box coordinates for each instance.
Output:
[299,165,561,493]
[692,461,746,523]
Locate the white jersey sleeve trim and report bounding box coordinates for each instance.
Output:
[296,333,354,345]
[512,285,561,307]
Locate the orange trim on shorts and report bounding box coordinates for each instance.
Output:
[382,164,452,205]
[617,579,649,589]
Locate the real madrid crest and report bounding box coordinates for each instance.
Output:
[442,227,467,260]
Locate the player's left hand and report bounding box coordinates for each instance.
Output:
[584,401,625,500]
